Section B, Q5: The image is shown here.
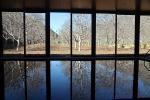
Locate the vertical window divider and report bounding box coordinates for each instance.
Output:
[23,1,27,100]
[133,0,141,99]
[114,0,118,99]
[46,0,50,100]
[46,0,50,99]
[0,12,4,99]
[70,0,73,99]
[114,13,117,99]
[91,0,96,100]
[23,12,26,56]
[0,11,3,56]
[70,0,73,98]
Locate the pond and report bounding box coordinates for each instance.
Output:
[4,60,150,100]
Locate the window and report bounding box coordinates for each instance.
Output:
[96,61,114,100]
[50,13,70,54]
[1,9,150,100]
[140,16,150,54]
[117,15,135,54]
[72,61,91,100]
[4,61,25,100]
[2,12,24,54]
[138,61,150,98]
[26,61,46,99]
[72,14,91,55]
[51,61,70,100]
[26,13,45,54]
[96,14,115,54]
[116,61,134,99]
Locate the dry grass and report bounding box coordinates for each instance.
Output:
[3,44,150,54]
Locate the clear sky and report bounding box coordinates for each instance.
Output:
[50,13,70,34]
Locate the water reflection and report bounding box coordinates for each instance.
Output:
[27,61,46,100]
[72,61,91,100]
[96,61,133,99]
[116,61,133,99]
[4,60,150,99]
[96,61,114,100]
[4,61,46,100]
[4,61,25,100]
[51,61,70,100]
[138,61,150,98]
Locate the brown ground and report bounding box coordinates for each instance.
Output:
[3,43,150,54]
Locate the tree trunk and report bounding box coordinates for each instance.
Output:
[75,41,77,49]
[16,39,20,51]
[78,36,81,51]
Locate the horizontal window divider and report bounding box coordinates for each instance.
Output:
[1,54,150,61]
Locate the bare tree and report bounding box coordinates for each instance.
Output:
[26,13,45,45]
[2,12,23,51]
[72,14,91,51]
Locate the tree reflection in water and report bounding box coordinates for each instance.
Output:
[72,61,91,100]
[26,61,46,100]
[4,61,46,100]
[96,61,114,100]
[4,60,150,99]
[4,61,25,100]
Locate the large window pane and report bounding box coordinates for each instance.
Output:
[26,13,45,54]
[72,14,91,55]
[138,61,150,98]
[26,61,46,100]
[72,61,91,100]
[4,61,25,100]
[50,13,70,54]
[117,15,135,54]
[96,14,115,54]
[140,16,150,54]
[2,12,24,54]
[116,61,134,99]
[96,61,114,100]
[51,61,70,100]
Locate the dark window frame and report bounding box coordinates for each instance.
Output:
[1,0,150,100]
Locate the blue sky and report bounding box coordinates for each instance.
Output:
[50,13,70,34]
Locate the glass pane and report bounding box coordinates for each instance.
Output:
[117,15,135,54]
[140,16,150,54]
[2,12,24,54]
[26,61,46,100]
[72,61,91,100]
[116,61,134,99]
[72,14,91,55]
[138,61,150,98]
[51,61,70,100]
[96,61,114,100]
[96,14,115,54]
[50,13,70,54]
[26,13,45,54]
[4,61,25,100]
